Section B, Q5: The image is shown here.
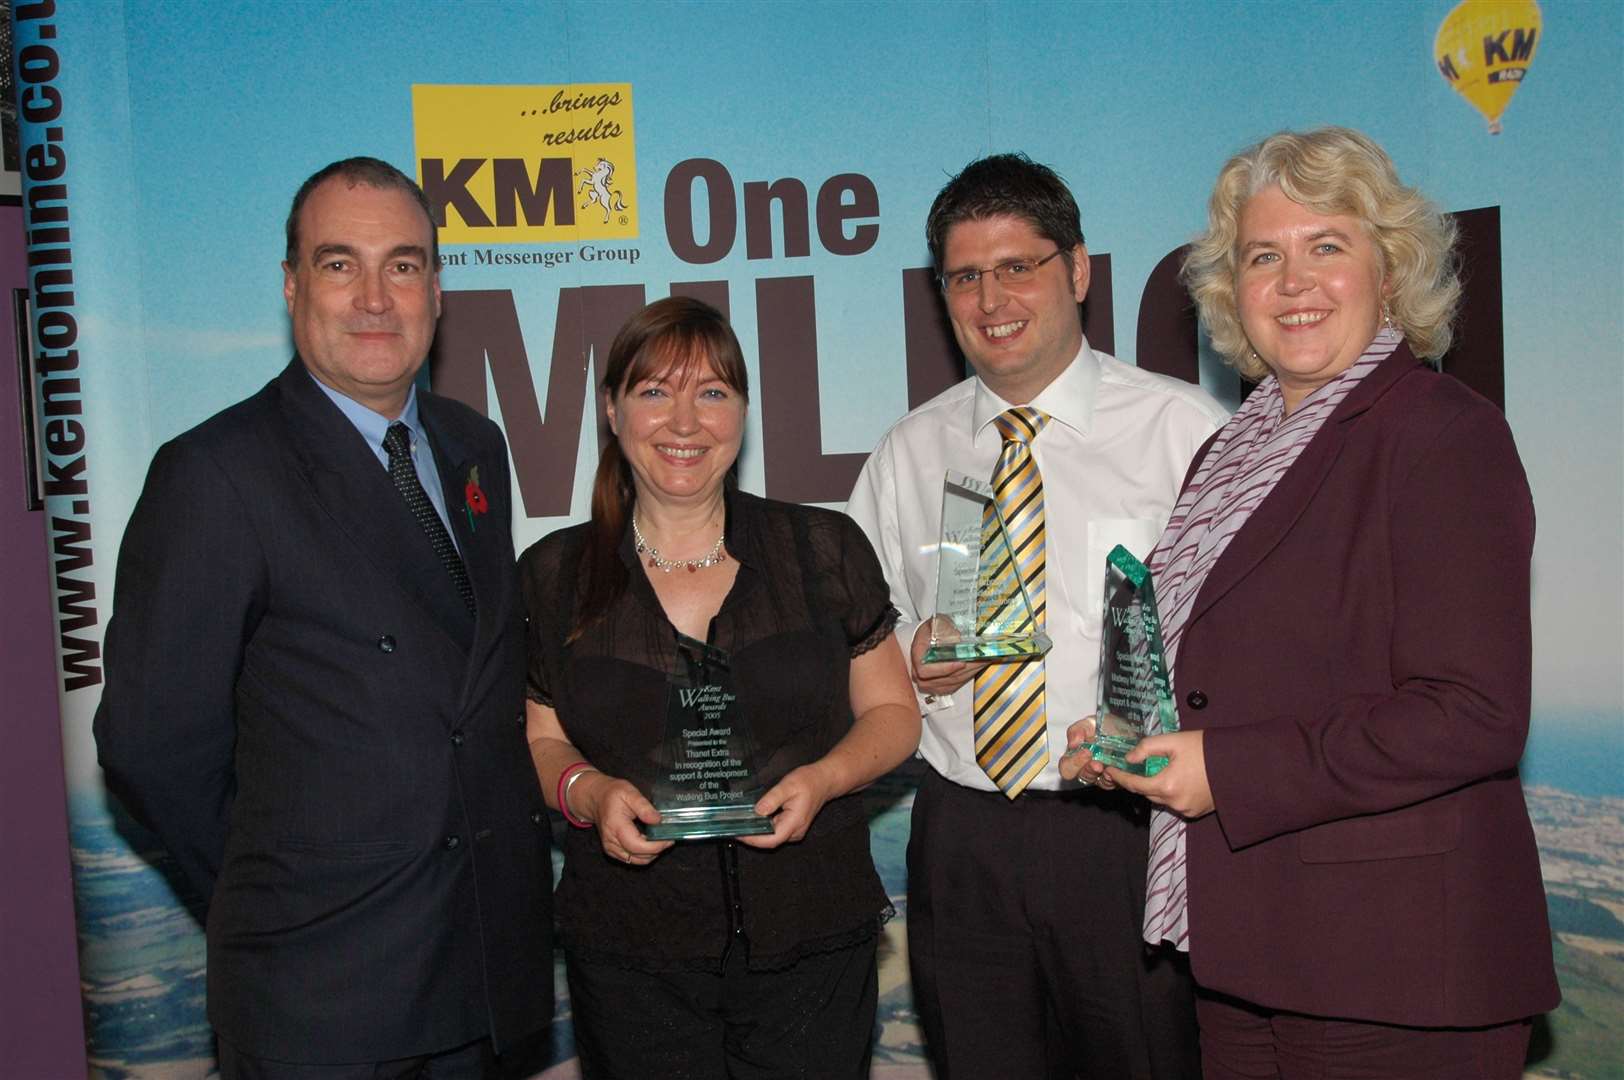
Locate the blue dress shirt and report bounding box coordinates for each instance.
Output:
[309,373,460,550]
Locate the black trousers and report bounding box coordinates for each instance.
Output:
[907,768,1199,1079]
[566,936,878,1080]
[216,1036,495,1080]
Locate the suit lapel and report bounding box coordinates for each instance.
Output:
[274,361,476,656]
[421,395,501,669]
[1184,345,1425,628]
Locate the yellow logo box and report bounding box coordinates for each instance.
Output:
[412,83,637,244]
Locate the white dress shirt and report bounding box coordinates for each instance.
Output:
[846,340,1228,791]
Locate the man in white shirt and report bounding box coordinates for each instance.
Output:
[846,154,1226,1079]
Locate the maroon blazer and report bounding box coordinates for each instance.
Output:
[1175,343,1558,1027]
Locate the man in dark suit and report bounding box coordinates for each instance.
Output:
[94,158,552,1078]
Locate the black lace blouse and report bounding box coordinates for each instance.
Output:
[520,489,901,971]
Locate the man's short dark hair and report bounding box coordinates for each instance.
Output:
[925,153,1086,272]
[285,156,439,267]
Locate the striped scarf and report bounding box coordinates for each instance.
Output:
[1141,328,1402,950]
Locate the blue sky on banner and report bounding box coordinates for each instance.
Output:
[51,0,1622,784]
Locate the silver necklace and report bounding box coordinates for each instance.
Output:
[632,516,727,573]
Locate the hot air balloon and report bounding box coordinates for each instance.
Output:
[1434,0,1542,134]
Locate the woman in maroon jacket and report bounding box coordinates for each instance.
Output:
[1064,127,1557,1078]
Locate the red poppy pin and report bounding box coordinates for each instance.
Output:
[464,466,489,531]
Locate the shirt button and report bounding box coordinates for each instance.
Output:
[443,834,462,850]
[377,635,396,653]
[1186,690,1208,709]
[530,810,545,826]
[451,730,465,747]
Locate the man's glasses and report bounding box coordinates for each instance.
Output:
[939,248,1066,294]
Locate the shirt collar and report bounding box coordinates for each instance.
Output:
[970,337,1099,446]
[308,369,426,454]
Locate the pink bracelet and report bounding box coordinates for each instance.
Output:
[555,761,598,829]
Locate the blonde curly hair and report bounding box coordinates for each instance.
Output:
[1182,127,1460,380]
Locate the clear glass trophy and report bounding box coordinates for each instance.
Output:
[641,634,774,841]
[921,470,1053,664]
[1085,544,1178,777]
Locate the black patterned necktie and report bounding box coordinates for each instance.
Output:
[383,423,476,615]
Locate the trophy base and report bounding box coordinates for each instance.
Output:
[922,631,1053,665]
[642,804,776,841]
[1084,735,1169,778]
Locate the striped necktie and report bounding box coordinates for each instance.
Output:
[383,423,477,615]
[974,406,1049,798]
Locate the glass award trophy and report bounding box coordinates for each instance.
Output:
[921,470,1053,664]
[1084,544,1178,777]
[641,634,774,841]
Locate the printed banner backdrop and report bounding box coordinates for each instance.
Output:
[15,1,1621,1075]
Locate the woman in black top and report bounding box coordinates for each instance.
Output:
[520,297,919,1079]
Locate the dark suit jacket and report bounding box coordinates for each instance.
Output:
[95,359,553,1062]
[1176,343,1558,1027]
